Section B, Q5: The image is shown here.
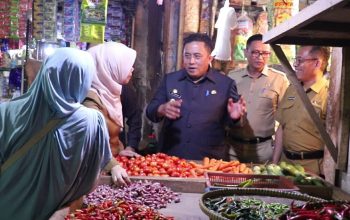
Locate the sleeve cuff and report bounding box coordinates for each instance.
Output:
[103,157,120,172]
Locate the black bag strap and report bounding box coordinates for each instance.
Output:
[1,118,63,174]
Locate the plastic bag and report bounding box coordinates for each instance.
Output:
[233,11,253,61]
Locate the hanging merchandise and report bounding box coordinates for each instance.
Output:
[253,11,268,34]
[105,1,125,43]
[9,1,19,38]
[0,1,10,38]
[269,0,298,63]
[80,0,108,43]
[33,0,43,40]
[0,0,31,39]
[63,0,80,42]
[232,10,253,61]
[211,0,237,61]
[43,0,57,41]
[230,0,252,6]
[18,0,31,39]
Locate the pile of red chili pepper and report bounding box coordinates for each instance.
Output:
[279,201,350,220]
[65,200,174,220]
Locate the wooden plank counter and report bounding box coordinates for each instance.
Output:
[98,175,209,219]
[159,193,208,219]
[98,175,206,193]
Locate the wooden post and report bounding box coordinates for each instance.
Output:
[210,0,219,38]
[324,48,342,183]
[199,0,212,34]
[133,0,162,149]
[164,0,180,74]
[339,47,350,171]
[183,0,200,33]
[339,47,350,176]
[176,0,185,70]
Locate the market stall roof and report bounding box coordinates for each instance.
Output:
[263,0,350,47]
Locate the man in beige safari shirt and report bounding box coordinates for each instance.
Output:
[227,34,289,163]
[272,46,330,175]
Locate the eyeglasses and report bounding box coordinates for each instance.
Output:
[250,50,271,58]
[292,57,318,65]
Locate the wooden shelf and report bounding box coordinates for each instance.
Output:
[263,0,350,47]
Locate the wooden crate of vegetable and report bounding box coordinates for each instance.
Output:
[205,172,299,191]
[253,161,333,199]
[116,153,254,178]
[99,175,206,193]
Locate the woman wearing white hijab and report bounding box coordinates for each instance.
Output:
[0,48,126,219]
[84,42,139,157]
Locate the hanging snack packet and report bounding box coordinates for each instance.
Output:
[268,0,299,64]
[63,0,80,42]
[43,0,57,41]
[80,0,108,43]
[0,1,11,38]
[33,0,44,40]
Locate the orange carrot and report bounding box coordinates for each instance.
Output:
[190,168,198,177]
[232,166,239,173]
[218,160,239,171]
[196,168,205,175]
[230,160,240,166]
[203,157,210,167]
[222,167,232,173]
[209,160,222,171]
[189,161,199,168]
[209,158,217,165]
[239,163,247,172]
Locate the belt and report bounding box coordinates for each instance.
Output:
[284,150,324,160]
[229,136,272,144]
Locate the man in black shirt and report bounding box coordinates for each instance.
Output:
[119,83,142,156]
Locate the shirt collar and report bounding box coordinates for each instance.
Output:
[178,68,216,83]
[309,77,328,94]
[242,66,269,78]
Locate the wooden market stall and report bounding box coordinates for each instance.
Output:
[263,0,350,192]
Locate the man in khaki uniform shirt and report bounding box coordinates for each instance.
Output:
[272,46,330,175]
[227,34,289,163]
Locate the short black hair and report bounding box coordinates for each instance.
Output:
[246,34,263,48]
[183,33,214,53]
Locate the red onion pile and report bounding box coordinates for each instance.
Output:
[84,180,181,209]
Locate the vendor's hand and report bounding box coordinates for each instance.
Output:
[111,164,130,186]
[157,99,182,120]
[119,147,141,157]
[227,96,246,120]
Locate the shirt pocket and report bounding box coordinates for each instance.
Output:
[258,89,278,112]
[280,99,295,109]
[298,101,323,133]
[277,99,295,126]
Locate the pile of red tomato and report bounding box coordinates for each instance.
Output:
[116,153,197,177]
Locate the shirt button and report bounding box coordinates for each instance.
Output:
[187,124,192,128]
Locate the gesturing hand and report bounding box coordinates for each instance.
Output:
[119,147,141,157]
[227,96,246,120]
[157,99,182,120]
